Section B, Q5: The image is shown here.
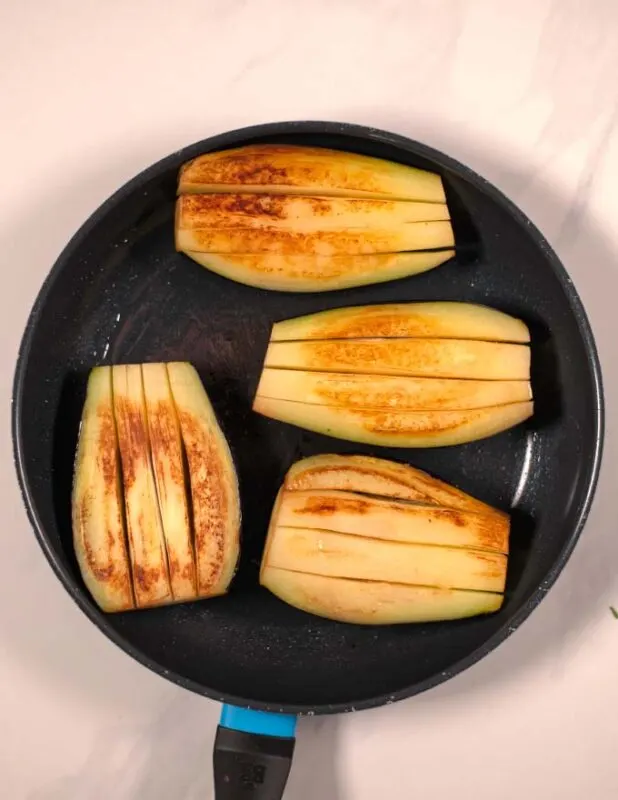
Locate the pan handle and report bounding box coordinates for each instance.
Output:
[213,705,297,800]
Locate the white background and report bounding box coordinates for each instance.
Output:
[1,1,617,798]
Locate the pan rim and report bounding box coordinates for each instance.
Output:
[11,120,605,715]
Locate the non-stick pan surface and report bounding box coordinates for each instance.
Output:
[12,122,603,715]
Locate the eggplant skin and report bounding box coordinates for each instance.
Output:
[178,144,447,203]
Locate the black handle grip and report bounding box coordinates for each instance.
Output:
[214,725,295,800]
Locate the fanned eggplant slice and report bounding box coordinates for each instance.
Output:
[255,302,533,447]
[276,489,509,553]
[283,454,507,520]
[181,250,454,292]
[178,144,447,202]
[167,362,241,598]
[175,220,455,256]
[72,367,134,612]
[142,363,197,603]
[256,369,531,410]
[265,527,507,593]
[113,364,172,609]
[261,569,503,626]
[177,194,449,231]
[270,302,531,343]
[176,145,453,288]
[263,338,531,381]
[73,362,240,612]
[260,454,509,624]
[254,396,533,448]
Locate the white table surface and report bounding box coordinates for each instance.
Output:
[2,1,618,798]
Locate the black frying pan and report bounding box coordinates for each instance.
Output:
[12,121,604,799]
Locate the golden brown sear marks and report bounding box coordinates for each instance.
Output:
[79,490,114,579]
[286,463,434,503]
[79,493,111,580]
[254,396,534,448]
[314,313,424,340]
[270,303,531,344]
[354,407,494,435]
[178,226,424,256]
[284,455,508,522]
[95,404,119,490]
[178,193,335,225]
[177,194,444,230]
[165,361,240,599]
[178,145,383,192]
[113,395,149,491]
[286,490,508,554]
[303,340,456,376]
[179,158,306,190]
[266,338,530,381]
[313,383,405,409]
[72,367,135,612]
[74,362,241,613]
[185,253,448,286]
[178,410,229,594]
[133,562,164,594]
[78,404,127,587]
[470,551,509,582]
[112,365,172,609]
[295,494,372,516]
[232,254,362,280]
[147,400,185,501]
[290,307,451,340]
[428,507,508,553]
[302,374,529,411]
[144,381,197,601]
[177,144,441,200]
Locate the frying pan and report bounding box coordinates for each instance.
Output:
[12,121,604,799]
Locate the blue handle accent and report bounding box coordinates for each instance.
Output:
[220,705,297,738]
